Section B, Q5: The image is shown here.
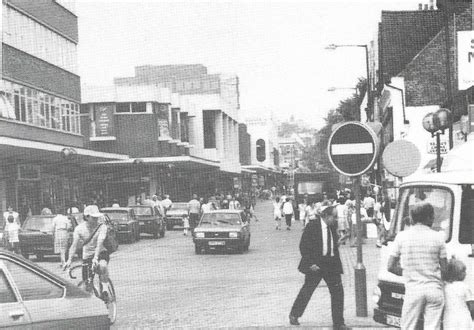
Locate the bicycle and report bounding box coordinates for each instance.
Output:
[67,261,117,324]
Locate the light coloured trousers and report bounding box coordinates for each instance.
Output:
[401,285,444,330]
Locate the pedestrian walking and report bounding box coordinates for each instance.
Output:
[387,202,448,330]
[363,193,375,218]
[3,205,20,226]
[373,198,384,247]
[273,197,282,230]
[183,215,190,236]
[229,196,241,210]
[162,194,173,214]
[335,197,349,245]
[289,200,346,329]
[282,197,294,230]
[4,215,20,254]
[304,199,318,228]
[350,203,368,247]
[52,212,72,267]
[188,194,201,231]
[443,258,474,329]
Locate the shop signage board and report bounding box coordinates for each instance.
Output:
[427,139,448,154]
[92,105,115,140]
[458,31,474,90]
[251,174,258,187]
[327,122,378,177]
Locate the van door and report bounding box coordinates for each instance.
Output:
[458,185,474,300]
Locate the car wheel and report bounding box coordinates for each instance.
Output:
[153,230,159,239]
[36,253,44,261]
[136,228,141,241]
[129,232,135,243]
[159,228,165,238]
[237,245,244,254]
[195,245,201,254]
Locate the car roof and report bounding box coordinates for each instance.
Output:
[205,209,243,214]
[101,207,132,212]
[128,205,153,208]
[0,250,89,298]
[26,214,56,219]
[403,171,474,185]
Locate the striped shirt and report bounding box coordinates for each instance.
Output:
[391,224,446,289]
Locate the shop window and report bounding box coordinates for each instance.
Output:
[171,108,179,139]
[131,102,146,113]
[180,113,189,143]
[116,103,130,113]
[203,110,216,148]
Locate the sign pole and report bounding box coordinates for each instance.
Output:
[354,175,368,317]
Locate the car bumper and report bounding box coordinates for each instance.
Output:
[138,221,158,233]
[193,238,244,249]
[373,308,401,327]
[20,245,55,255]
[166,217,184,226]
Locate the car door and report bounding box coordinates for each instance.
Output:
[0,261,32,329]
[2,258,70,328]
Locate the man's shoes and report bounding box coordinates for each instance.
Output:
[289,314,300,326]
[333,323,349,330]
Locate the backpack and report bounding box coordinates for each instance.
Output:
[82,217,119,255]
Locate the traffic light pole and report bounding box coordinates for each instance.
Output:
[354,175,368,317]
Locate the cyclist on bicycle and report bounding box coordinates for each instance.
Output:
[64,205,110,291]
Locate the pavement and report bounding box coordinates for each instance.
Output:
[36,199,390,329]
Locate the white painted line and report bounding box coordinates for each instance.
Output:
[331,143,373,155]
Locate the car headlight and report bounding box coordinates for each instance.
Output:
[195,232,204,238]
[229,232,239,238]
[372,286,381,304]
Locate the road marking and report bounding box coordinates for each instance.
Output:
[331,143,373,155]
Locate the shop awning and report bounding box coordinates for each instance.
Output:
[0,136,129,164]
[242,165,281,174]
[90,156,220,171]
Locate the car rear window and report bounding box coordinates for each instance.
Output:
[103,212,129,223]
[23,217,53,232]
[132,207,153,216]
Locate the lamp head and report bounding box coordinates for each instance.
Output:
[435,108,452,131]
[422,112,439,134]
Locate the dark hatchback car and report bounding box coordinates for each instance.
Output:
[128,205,165,238]
[19,215,76,261]
[100,207,140,243]
[193,210,251,254]
[165,202,189,230]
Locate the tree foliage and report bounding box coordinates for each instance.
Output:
[302,78,367,172]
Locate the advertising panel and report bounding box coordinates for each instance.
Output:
[458,31,474,90]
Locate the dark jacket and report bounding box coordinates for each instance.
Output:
[297,219,343,275]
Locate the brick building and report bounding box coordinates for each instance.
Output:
[0,0,127,218]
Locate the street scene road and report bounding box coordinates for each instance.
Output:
[37,200,382,328]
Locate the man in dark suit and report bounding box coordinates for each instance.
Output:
[289,200,346,328]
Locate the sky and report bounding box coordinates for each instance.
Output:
[76,0,426,128]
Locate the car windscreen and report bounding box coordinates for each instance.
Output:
[200,213,241,226]
[103,212,129,223]
[131,207,153,216]
[23,217,53,232]
[171,203,188,211]
[391,186,453,241]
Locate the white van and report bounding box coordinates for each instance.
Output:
[373,136,474,327]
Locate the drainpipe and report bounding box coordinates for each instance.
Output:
[386,84,409,125]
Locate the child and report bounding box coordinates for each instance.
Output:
[5,215,20,254]
[183,215,190,236]
[443,258,473,329]
[273,197,282,230]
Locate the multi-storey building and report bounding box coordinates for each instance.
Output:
[0,0,126,217]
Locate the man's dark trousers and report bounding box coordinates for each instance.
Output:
[290,264,344,325]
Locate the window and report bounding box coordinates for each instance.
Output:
[171,108,179,139]
[131,102,146,113]
[180,113,189,143]
[203,111,216,148]
[2,80,80,134]
[4,260,64,300]
[116,103,130,113]
[3,6,78,73]
[256,139,266,162]
[0,270,17,303]
[460,185,474,244]
[391,186,453,241]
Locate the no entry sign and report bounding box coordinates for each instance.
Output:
[327,122,378,176]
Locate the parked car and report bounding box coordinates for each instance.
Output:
[165,202,189,230]
[19,215,76,261]
[193,210,251,254]
[100,207,140,243]
[0,250,110,328]
[128,205,165,238]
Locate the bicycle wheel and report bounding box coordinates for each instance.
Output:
[93,275,117,324]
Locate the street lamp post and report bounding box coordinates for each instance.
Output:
[326,44,371,122]
[422,108,452,172]
[326,43,371,317]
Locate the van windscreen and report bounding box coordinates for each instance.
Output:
[391,186,453,242]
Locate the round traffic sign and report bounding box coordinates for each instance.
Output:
[382,140,420,177]
[327,122,378,176]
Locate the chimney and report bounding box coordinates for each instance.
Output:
[419,3,423,10]
[424,4,429,10]
[429,0,435,9]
